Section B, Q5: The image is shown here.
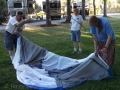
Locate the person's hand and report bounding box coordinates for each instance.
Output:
[13,30,22,35]
[24,19,29,23]
[94,49,98,56]
[100,48,107,54]
[18,30,22,34]
[13,31,19,35]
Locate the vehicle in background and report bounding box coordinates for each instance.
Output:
[72,1,90,16]
[6,0,35,19]
[42,0,61,19]
[36,11,45,20]
[71,2,77,12]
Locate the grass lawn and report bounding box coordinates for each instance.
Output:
[0,17,120,90]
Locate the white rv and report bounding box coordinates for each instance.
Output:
[72,1,90,16]
[42,0,61,19]
[7,0,35,18]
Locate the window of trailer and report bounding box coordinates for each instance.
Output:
[14,3,22,8]
[50,3,60,8]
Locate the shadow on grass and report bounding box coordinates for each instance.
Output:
[23,26,94,59]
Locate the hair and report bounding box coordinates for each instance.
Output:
[89,16,102,34]
[17,11,23,16]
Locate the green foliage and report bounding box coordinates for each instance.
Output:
[61,0,67,12]
[0,0,7,14]
[107,0,120,8]
[90,6,101,15]
[107,0,112,8]
[117,0,120,4]
[35,3,41,13]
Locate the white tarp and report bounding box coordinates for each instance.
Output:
[12,35,113,90]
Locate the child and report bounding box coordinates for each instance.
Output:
[70,9,83,54]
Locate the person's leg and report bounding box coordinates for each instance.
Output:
[4,31,15,60]
[78,41,82,52]
[71,31,77,53]
[9,50,15,60]
[72,41,77,54]
[73,41,77,51]
[76,30,82,54]
[9,35,18,60]
[14,35,18,50]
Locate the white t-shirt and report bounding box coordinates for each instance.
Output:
[5,16,25,34]
[71,15,83,31]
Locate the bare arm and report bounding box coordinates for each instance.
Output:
[105,35,112,48]
[100,35,112,54]
[13,20,27,35]
[80,22,83,30]
[93,34,98,50]
[15,19,29,27]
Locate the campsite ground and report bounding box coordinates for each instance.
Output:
[0,17,120,90]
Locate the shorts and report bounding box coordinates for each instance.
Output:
[71,30,81,42]
[4,31,17,50]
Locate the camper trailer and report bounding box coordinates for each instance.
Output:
[43,0,61,19]
[72,1,90,16]
[7,0,35,18]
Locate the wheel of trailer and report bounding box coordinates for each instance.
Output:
[57,16,61,19]
[51,16,54,20]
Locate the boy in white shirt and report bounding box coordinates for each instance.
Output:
[71,9,83,54]
[4,11,29,60]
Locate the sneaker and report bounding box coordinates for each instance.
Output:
[78,51,82,54]
[72,51,77,54]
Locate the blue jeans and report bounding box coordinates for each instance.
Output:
[71,30,81,42]
[4,31,17,50]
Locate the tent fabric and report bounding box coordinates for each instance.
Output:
[12,35,113,90]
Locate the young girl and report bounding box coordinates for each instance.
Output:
[70,9,83,54]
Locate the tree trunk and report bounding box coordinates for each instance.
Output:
[66,0,71,22]
[46,0,51,26]
[82,0,86,20]
[93,0,96,15]
[103,0,107,17]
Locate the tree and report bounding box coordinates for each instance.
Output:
[82,0,86,20]
[117,0,120,4]
[46,0,51,26]
[66,0,71,22]
[71,0,74,3]
[35,3,41,13]
[61,0,67,13]
[0,0,7,14]
[93,0,96,15]
[107,0,112,8]
[103,0,107,17]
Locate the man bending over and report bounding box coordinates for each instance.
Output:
[4,11,29,60]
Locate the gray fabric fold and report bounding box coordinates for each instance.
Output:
[18,35,111,89]
[18,35,47,65]
[54,59,109,88]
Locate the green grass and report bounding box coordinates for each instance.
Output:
[0,17,120,90]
